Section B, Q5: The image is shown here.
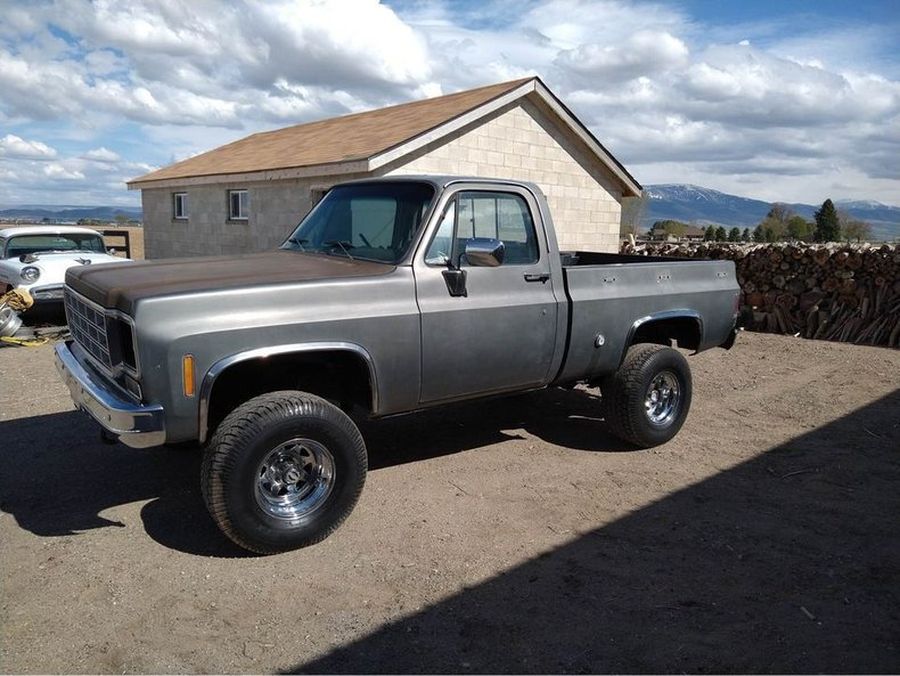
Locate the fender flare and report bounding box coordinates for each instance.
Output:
[197,341,379,444]
[619,309,703,366]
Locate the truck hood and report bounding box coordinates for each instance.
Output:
[65,251,395,314]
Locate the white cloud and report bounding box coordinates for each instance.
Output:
[42,162,85,180]
[557,30,689,83]
[82,146,120,162]
[0,0,896,205]
[0,133,57,159]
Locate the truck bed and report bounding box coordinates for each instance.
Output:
[554,251,740,383]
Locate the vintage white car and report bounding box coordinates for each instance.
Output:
[0,226,131,305]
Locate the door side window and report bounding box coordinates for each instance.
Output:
[426,191,538,266]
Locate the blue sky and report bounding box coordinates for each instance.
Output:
[0,0,898,207]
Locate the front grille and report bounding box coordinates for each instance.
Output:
[64,289,112,370]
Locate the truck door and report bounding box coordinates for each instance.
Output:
[414,186,559,403]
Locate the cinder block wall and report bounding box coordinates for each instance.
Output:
[142,178,330,259]
[385,101,623,253]
[141,101,624,258]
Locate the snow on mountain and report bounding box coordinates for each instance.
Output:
[643,185,900,240]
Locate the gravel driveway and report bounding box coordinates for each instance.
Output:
[1,332,898,673]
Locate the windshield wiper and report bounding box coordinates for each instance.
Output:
[323,240,355,260]
[287,237,309,251]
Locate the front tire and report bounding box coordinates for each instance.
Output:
[601,344,692,448]
[201,391,367,554]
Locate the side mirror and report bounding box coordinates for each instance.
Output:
[464,238,505,267]
[108,247,117,255]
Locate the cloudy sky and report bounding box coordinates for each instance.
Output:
[0,0,898,207]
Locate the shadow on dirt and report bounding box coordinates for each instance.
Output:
[0,409,249,557]
[288,389,900,674]
[0,387,630,557]
[362,386,631,470]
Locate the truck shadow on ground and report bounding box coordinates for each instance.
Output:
[290,389,900,674]
[0,387,631,557]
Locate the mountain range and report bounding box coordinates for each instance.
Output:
[2,187,898,240]
[0,205,142,222]
[643,185,900,240]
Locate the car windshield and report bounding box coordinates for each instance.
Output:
[281,182,435,264]
[4,233,106,259]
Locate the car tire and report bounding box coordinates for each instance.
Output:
[201,390,367,554]
[601,344,692,448]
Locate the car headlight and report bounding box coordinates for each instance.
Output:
[20,266,41,283]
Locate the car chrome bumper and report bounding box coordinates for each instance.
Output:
[30,284,65,302]
[54,341,165,449]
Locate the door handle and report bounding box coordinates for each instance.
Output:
[524,272,551,283]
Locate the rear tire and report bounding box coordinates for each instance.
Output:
[201,390,367,554]
[602,344,692,448]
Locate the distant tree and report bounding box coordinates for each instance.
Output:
[714,226,727,241]
[767,203,792,223]
[814,199,840,242]
[703,225,716,241]
[652,219,689,237]
[786,215,813,241]
[727,227,741,242]
[753,224,765,242]
[741,227,751,242]
[837,208,872,242]
[758,204,793,242]
[620,190,648,237]
[114,213,128,225]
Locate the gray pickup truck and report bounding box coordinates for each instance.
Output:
[55,176,739,553]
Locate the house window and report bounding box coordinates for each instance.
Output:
[228,189,249,220]
[173,192,188,220]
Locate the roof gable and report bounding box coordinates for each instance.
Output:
[129,77,641,197]
[129,79,531,186]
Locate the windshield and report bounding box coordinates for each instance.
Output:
[4,233,106,259]
[281,182,435,263]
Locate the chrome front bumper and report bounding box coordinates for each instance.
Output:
[29,284,65,302]
[54,341,165,449]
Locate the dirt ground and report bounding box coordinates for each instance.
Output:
[0,332,898,673]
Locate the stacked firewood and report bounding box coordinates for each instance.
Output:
[620,240,900,348]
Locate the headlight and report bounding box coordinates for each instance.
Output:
[20,266,41,283]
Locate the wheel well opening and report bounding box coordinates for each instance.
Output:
[631,317,701,352]
[205,351,373,439]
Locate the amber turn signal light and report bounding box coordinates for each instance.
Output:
[182,354,196,397]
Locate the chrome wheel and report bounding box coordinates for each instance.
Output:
[254,438,335,521]
[645,370,681,426]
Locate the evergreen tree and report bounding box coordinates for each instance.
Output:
[741,228,751,242]
[753,224,765,242]
[703,225,716,241]
[786,215,812,241]
[728,227,741,242]
[714,226,727,241]
[814,199,840,242]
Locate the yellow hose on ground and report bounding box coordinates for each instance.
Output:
[1,335,51,347]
